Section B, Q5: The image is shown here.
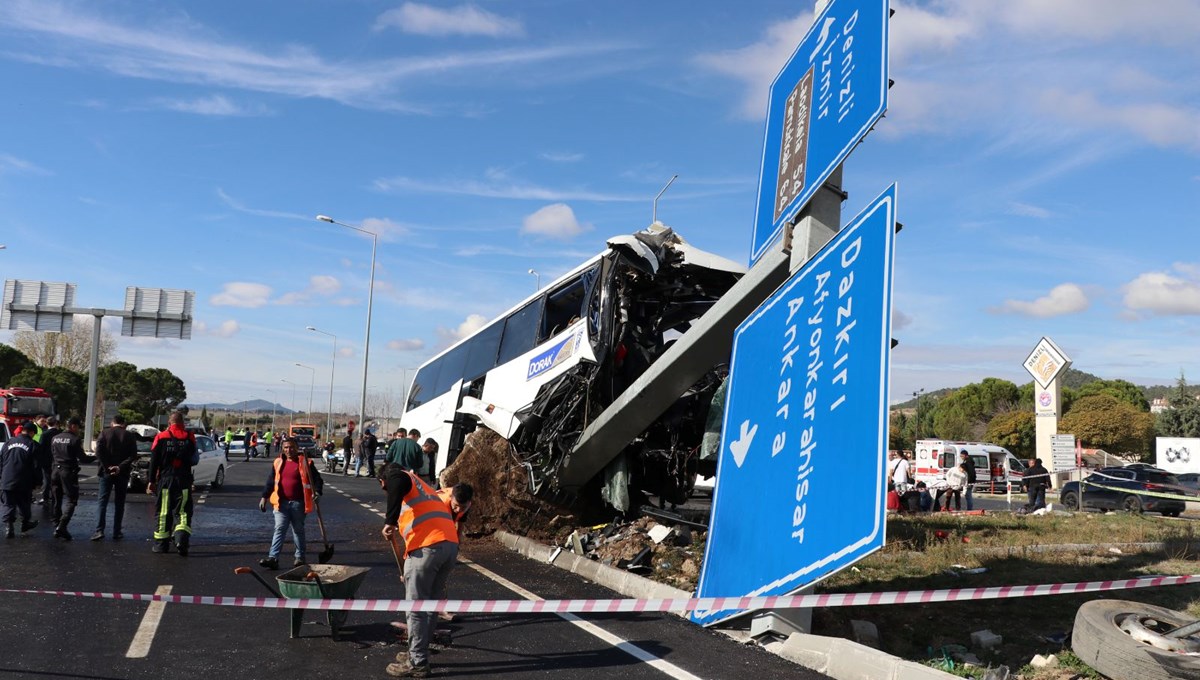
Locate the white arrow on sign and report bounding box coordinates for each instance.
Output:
[729,420,758,468]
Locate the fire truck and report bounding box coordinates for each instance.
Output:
[0,387,57,443]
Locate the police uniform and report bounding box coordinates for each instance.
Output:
[0,431,40,536]
[49,427,84,539]
[148,425,197,555]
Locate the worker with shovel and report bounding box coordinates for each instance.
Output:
[258,437,324,569]
[380,463,473,678]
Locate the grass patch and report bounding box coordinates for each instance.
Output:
[813,513,1200,678]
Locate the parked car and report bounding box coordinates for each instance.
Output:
[226,434,247,457]
[1176,472,1200,492]
[1059,465,1190,517]
[130,434,227,492]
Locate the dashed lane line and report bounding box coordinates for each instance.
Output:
[125,585,172,658]
[324,484,702,680]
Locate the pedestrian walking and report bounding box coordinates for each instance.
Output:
[0,421,41,538]
[380,464,473,677]
[342,430,356,477]
[257,437,323,569]
[1025,458,1050,511]
[92,414,139,541]
[357,429,379,478]
[223,427,233,455]
[147,412,198,556]
[959,450,976,511]
[49,417,85,540]
[941,462,968,511]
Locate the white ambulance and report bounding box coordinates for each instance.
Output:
[913,439,1027,491]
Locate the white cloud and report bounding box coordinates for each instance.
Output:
[374,175,639,202]
[276,275,343,306]
[520,203,589,240]
[337,346,355,358]
[387,338,426,351]
[194,319,241,338]
[1123,266,1200,316]
[216,188,308,220]
[437,314,488,345]
[210,282,272,308]
[1008,202,1052,219]
[540,151,583,163]
[0,153,51,175]
[993,283,1090,317]
[154,94,270,116]
[1038,89,1200,152]
[375,3,523,38]
[359,217,412,241]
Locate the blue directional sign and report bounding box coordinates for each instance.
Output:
[749,0,889,265]
[692,185,897,626]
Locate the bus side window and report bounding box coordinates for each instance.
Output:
[462,322,503,384]
[541,275,589,341]
[407,363,439,410]
[497,300,542,365]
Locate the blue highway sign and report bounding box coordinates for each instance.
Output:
[693,184,897,626]
[749,0,889,265]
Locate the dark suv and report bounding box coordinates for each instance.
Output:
[1059,465,1190,516]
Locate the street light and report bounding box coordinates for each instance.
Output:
[307,326,337,442]
[528,268,540,290]
[316,214,377,439]
[265,388,278,436]
[912,388,926,441]
[280,379,297,427]
[295,363,315,417]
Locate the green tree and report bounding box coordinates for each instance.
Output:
[1060,394,1155,458]
[0,343,34,386]
[97,361,145,404]
[9,365,88,417]
[130,367,187,423]
[932,378,1021,440]
[984,410,1036,458]
[1076,379,1149,411]
[1158,400,1200,439]
[889,410,911,451]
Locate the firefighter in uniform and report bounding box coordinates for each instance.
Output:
[147,412,197,556]
[49,417,85,540]
[381,464,473,678]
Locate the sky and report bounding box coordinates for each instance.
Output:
[0,0,1198,412]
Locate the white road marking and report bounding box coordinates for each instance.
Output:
[126,585,173,658]
[461,558,703,680]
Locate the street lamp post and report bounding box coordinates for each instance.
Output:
[295,363,315,417]
[528,268,540,290]
[307,326,337,443]
[280,379,297,428]
[912,388,926,442]
[265,388,278,435]
[316,215,377,440]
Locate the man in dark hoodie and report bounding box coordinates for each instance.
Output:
[146,411,197,556]
[0,421,41,538]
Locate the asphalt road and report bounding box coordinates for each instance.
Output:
[0,457,825,680]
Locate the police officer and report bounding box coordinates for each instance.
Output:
[38,415,62,506]
[49,417,85,540]
[147,411,197,556]
[0,421,40,538]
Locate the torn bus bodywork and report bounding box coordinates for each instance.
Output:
[459,226,743,512]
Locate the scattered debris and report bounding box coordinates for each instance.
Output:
[971,629,1003,650]
[850,620,880,649]
[944,564,989,577]
[1037,631,1069,646]
[1108,547,1123,555]
[648,524,674,544]
[981,665,1010,680]
[1029,653,1059,669]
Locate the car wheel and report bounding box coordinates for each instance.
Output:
[1122,495,1143,513]
[1061,490,1079,510]
[1072,599,1200,680]
[211,465,225,489]
[1165,510,1182,518]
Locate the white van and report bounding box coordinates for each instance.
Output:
[913,439,1027,491]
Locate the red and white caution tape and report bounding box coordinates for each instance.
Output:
[3,574,1198,613]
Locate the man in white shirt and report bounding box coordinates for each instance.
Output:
[891,451,911,494]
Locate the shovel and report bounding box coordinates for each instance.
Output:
[314,499,335,564]
[234,566,282,597]
[387,532,405,583]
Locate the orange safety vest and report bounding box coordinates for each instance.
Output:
[269,456,315,513]
[396,471,457,556]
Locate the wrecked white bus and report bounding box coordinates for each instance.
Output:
[400,225,744,510]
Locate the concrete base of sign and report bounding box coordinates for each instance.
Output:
[750,607,813,638]
[495,530,957,680]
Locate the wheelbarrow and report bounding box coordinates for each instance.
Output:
[235,563,370,639]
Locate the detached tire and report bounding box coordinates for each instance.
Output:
[1073,599,1200,680]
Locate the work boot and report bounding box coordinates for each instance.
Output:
[54,526,72,541]
[5,523,13,539]
[90,530,104,541]
[151,540,171,553]
[293,556,305,567]
[20,519,38,533]
[259,557,279,570]
[385,661,430,678]
[175,541,189,557]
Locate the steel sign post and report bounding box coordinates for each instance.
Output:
[749,0,890,265]
[693,185,897,626]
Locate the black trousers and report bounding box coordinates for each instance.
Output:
[0,488,33,524]
[153,475,194,548]
[51,466,80,528]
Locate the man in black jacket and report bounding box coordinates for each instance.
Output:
[92,414,140,541]
[50,417,85,540]
[0,421,41,538]
[959,450,977,511]
[38,416,61,506]
[1026,458,1050,511]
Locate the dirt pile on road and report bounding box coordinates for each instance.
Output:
[439,427,578,542]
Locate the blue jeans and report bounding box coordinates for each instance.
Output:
[95,472,129,534]
[965,485,974,511]
[269,500,307,560]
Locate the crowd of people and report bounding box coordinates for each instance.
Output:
[887,449,1054,514]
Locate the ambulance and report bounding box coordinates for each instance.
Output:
[913,439,1027,491]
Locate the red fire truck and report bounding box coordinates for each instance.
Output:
[0,387,57,442]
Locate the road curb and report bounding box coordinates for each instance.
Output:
[493,530,957,680]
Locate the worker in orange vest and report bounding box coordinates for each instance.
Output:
[381,464,473,678]
[257,437,324,569]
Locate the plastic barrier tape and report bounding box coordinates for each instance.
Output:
[3,574,1198,613]
[1080,483,1198,504]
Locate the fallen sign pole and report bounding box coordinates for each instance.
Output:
[3,573,1197,613]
